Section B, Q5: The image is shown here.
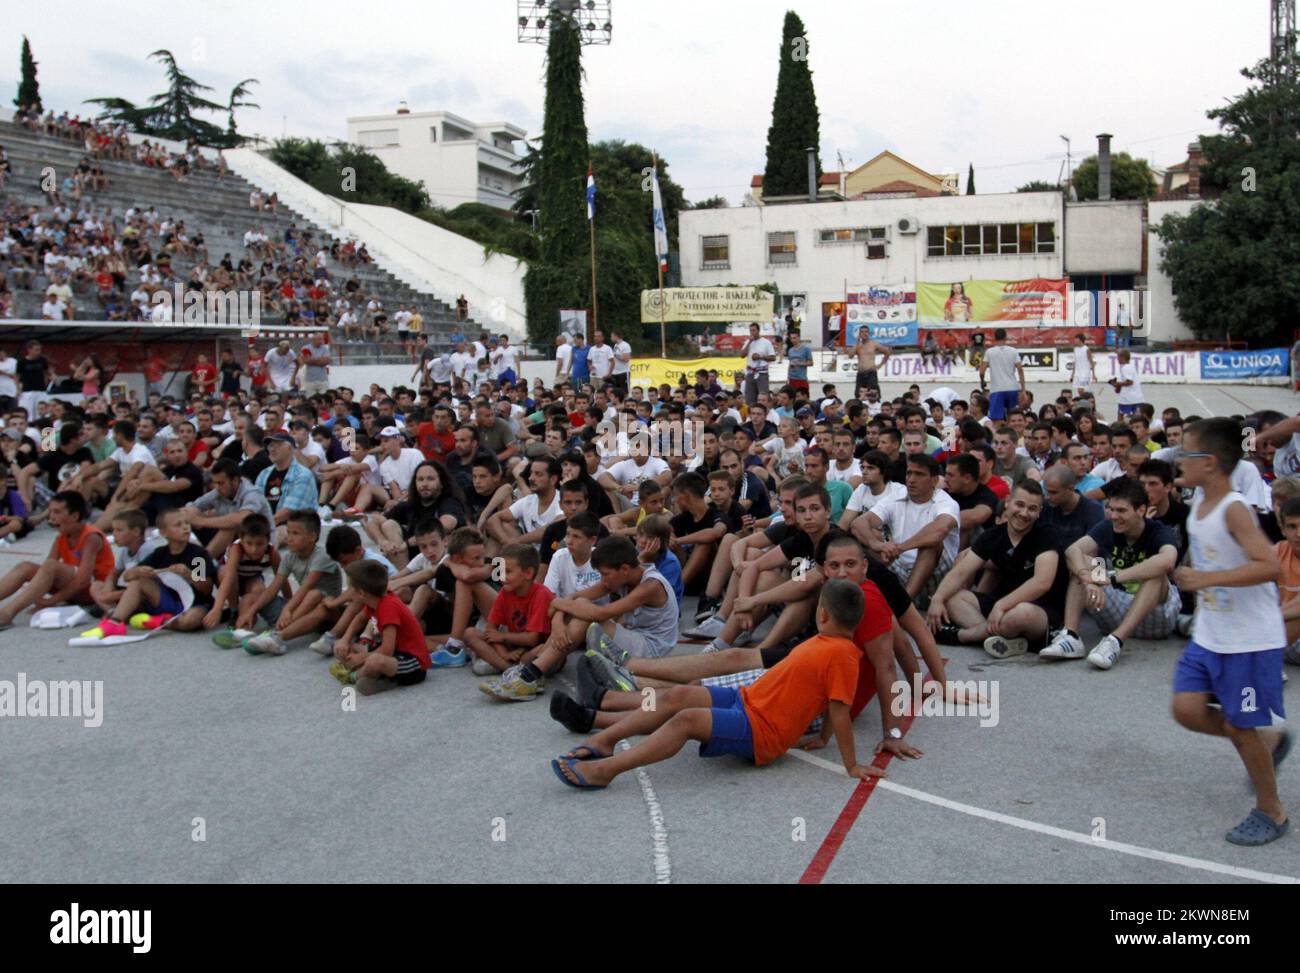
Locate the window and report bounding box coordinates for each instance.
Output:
[924,222,1059,258]
[768,231,797,266]
[819,228,855,244]
[429,127,438,143]
[357,128,399,148]
[866,227,888,260]
[702,235,730,269]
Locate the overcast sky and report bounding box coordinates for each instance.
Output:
[4,1,1270,203]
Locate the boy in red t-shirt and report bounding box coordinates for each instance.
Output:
[331,559,431,695]
[552,579,884,789]
[190,353,217,397]
[246,345,268,392]
[471,543,555,697]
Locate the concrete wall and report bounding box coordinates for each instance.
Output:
[1064,200,1144,274]
[1147,199,1200,344]
[223,148,528,338]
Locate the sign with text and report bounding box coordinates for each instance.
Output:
[918,279,1069,327]
[1199,348,1289,380]
[640,287,773,324]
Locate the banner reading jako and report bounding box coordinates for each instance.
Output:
[640,287,774,324]
[918,279,1068,327]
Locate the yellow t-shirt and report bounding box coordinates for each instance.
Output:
[408,313,424,334]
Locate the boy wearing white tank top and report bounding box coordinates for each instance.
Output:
[1171,418,1290,847]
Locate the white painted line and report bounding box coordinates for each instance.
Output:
[617,739,671,884]
[787,748,1299,885]
[1189,391,1213,416]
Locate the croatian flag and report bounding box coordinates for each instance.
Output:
[586,166,596,222]
[651,164,669,274]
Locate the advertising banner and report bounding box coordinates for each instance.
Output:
[845,284,916,346]
[1199,348,1289,380]
[640,287,773,324]
[918,279,1069,326]
[629,356,750,389]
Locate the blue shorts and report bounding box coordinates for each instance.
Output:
[698,685,756,761]
[988,389,1019,421]
[155,586,184,617]
[1117,403,1140,417]
[1173,641,1286,729]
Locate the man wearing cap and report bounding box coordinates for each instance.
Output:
[376,427,425,508]
[255,432,318,526]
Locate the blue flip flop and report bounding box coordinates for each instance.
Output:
[560,744,608,761]
[551,757,606,790]
[1225,808,1290,846]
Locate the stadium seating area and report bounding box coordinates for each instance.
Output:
[0,117,477,364]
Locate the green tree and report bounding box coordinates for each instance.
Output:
[1155,54,1300,344]
[267,137,429,212]
[690,195,729,209]
[14,36,40,112]
[966,163,976,195]
[523,16,591,345]
[225,79,260,141]
[1070,151,1155,201]
[762,10,822,198]
[1017,180,1060,193]
[86,50,253,148]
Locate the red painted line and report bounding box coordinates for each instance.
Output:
[798,712,916,885]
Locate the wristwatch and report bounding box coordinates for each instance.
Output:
[888,727,903,740]
[1107,569,1118,585]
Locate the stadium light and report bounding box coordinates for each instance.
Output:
[517,0,612,44]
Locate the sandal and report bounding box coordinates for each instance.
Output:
[551,757,606,790]
[1225,808,1289,846]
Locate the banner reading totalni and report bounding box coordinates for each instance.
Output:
[640,287,774,324]
[918,279,1068,327]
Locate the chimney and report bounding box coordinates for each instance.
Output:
[1096,133,1113,201]
[1186,141,1202,199]
[396,100,410,115]
[807,147,818,202]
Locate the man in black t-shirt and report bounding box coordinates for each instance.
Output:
[944,453,998,550]
[539,481,610,566]
[27,422,93,497]
[218,349,243,398]
[926,479,1065,658]
[99,439,204,526]
[668,472,727,596]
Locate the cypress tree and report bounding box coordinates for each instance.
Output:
[14,36,41,112]
[966,163,976,195]
[762,11,822,198]
[524,16,591,344]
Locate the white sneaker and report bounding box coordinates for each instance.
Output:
[244,632,287,656]
[309,632,337,656]
[983,636,1028,660]
[470,657,497,676]
[1039,629,1086,660]
[686,615,725,640]
[1086,634,1123,670]
[317,505,334,522]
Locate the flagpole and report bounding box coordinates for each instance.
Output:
[588,161,598,340]
[654,151,667,357]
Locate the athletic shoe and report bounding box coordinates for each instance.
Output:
[80,618,128,640]
[550,691,597,734]
[481,665,541,702]
[934,623,965,647]
[128,612,173,630]
[583,648,636,693]
[329,661,356,685]
[244,632,287,656]
[341,507,366,520]
[685,615,726,640]
[694,596,720,623]
[1086,634,1123,670]
[309,632,337,656]
[1039,629,1087,660]
[983,636,1028,660]
[1176,613,1194,638]
[212,628,256,650]
[586,623,630,668]
[470,657,498,676]
[429,645,468,668]
[317,505,334,522]
[574,654,608,710]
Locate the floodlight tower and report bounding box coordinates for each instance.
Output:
[1274,0,1297,73]
[518,0,613,45]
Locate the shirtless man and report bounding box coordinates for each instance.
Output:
[855,331,891,395]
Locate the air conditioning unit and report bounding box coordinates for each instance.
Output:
[897,217,920,235]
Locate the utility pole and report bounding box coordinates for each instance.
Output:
[1273,0,1296,74]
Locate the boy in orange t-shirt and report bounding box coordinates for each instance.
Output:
[0,490,110,630]
[552,579,884,789]
[1277,497,1300,662]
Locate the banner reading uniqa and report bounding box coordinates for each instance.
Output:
[918,279,1069,326]
[845,284,917,346]
[640,287,774,323]
[1199,348,1290,380]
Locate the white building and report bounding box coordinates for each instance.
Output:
[678,189,1152,346]
[345,107,528,212]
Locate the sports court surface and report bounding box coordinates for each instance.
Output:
[2,381,1298,885]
